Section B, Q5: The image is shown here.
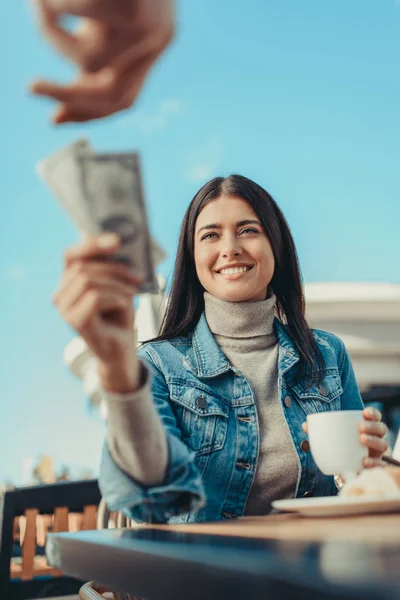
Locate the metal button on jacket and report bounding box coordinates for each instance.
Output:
[284,396,292,408]
[195,395,208,409]
[319,384,329,397]
[300,440,310,452]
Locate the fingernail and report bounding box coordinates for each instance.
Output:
[364,458,374,467]
[97,233,119,248]
[366,407,374,416]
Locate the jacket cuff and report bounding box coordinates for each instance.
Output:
[99,435,206,524]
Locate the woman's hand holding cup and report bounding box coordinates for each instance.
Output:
[302,407,388,476]
[358,407,388,468]
[53,233,143,393]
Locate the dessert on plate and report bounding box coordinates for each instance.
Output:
[340,466,400,498]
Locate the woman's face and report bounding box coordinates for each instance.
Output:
[194,195,275,302]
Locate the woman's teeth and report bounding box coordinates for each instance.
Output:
[219,266,250,275]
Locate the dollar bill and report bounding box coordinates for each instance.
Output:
[36,138,94,234]
[77,152,158,293]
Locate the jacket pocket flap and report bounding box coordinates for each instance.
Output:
[291,370,343,403]
[170,381,229,418]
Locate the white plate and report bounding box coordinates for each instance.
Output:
[272,493,400,517]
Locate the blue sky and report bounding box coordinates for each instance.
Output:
[1,0,399,485]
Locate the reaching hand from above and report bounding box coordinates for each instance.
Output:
[30,0,175,124]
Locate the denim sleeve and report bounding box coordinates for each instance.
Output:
[98,348,206,523]
[338,340,364,411]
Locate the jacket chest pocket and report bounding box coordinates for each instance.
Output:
[290,370,343,415]
[170,382,229,456]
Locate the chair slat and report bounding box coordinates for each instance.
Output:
[82,505,97,531]
[18,515,26,545]
[54,507,70,532]
[20,508,38,580]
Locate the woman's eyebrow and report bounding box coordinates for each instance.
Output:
[197,219,261,234]
[197,222,222,234]
[236,219,261,227]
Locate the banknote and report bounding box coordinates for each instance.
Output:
[36,138,94,234]
[77,152,158,293]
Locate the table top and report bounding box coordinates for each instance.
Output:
[46,513,400,600]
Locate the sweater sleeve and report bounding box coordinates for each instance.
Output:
[98,347,206,523]
[103,365,169,487]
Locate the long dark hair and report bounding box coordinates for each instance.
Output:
[155,174,325,384]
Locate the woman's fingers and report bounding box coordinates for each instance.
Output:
[54,235,141,336]
[62,234,142,279]
[54,260,140,304]
[363,457,385,468]
[360,406,388,464]
[359,420,387,438]
[66,291,130,332]
[64,233,120,264]
[363,406,382,422]
[56,277,137,314]
[359,411,388,461]
[360,433,388,458]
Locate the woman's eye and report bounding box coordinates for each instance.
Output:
[239,228,259,235]
[202,232,218,240]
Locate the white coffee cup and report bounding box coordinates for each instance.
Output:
[306,410,368,479]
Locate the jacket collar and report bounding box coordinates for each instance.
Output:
[190,313,299,379]
[274,319,300,376]
[191,314,231,378]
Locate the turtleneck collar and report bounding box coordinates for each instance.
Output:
[204,291,277,339]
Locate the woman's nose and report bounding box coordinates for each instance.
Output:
[221,237,243,258]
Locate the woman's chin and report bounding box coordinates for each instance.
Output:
[211,288,259,303]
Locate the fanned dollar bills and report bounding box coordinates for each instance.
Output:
[37,139,164,293]
[36,138,94,234]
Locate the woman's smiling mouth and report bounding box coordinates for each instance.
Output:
[216,265,254,277]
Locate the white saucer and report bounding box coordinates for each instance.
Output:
[271,493,400,517]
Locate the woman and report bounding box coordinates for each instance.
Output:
[54,174,388,523]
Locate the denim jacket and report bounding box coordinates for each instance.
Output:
[99,315,364,523]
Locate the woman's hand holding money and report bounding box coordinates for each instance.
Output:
[29,0,175,124]
[53,233,143,393]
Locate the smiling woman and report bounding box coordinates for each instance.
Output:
[194,198,275,303]
[157,175,324,383]
[54,174,388,524]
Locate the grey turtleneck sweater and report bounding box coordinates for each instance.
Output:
[104,293,299,514]
[204,292,298,514]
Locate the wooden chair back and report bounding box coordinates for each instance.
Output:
[0,479,101,600]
